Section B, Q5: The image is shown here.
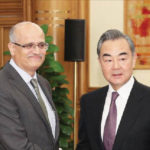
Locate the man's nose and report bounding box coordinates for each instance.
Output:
[113,59,120,68]
[33,45,41,53]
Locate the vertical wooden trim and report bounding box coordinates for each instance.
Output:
[0,27,4,67]
[23,0,32,21]
[78,0,88,19]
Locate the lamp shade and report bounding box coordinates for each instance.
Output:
[64,19,85,62]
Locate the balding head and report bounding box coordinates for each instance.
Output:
[9,21,44,43]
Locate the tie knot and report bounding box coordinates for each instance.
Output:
[30,79,38,89]
[111,92,119,102]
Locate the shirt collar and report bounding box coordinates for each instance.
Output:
[9,59,37,84]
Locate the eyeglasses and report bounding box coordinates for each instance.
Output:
[12,42,49,51]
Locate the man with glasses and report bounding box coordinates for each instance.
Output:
[0,21,60,150]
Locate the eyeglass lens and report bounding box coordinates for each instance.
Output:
[24,42,48,49]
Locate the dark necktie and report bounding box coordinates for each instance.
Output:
[30,79,49,123]
[103,92,119,150]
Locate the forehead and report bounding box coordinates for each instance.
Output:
[14,23,44,43]
[100,38,131,56]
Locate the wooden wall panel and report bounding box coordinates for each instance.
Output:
[3,27,11,65]
[0,26,12,67]
[0,0,23,25]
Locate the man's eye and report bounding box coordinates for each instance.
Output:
[38,43,45,48]
[24,43,33,49]
[120,58,126,61]
[104,59,112,62]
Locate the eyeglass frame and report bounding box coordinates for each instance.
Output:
[12,42,49,51]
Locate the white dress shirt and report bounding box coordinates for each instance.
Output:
[101,76,134,140]
[10,59,56,138]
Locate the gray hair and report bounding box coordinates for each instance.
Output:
[9,21,42,42]
[97,29,135,56]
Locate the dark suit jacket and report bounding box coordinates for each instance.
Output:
[76,79,150,150]
[0,63,59,150]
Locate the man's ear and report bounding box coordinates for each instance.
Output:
[132,52,137,68]
[8,42,15,56]
[98,55,102,65]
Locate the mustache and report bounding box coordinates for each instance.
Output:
[28,54,44,58]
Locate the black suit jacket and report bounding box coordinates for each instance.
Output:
[0,63,59,150]
[76,79,150,150]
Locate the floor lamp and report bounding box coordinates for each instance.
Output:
[64,19,85,150]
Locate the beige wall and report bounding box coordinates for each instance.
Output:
[89,0,150,87]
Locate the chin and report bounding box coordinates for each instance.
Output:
[32,62,42,67]
[31,65,41,71]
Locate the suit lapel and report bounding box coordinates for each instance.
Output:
[4,63,56,141]
[113,80,144,150]
[92,87,108,148]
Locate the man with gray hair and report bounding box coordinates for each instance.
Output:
[0,21,60,150]
[76,29,150,150]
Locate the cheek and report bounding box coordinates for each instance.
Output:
[42,51,46,57]
[41,49,46,55]
[124,61,134,70]
[14,51,25,60]
[101,63,111,72]
[101,65,112,78]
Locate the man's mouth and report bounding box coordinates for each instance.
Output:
[112,73,122,77]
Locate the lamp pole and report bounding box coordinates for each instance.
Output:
[73,61,77,150]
